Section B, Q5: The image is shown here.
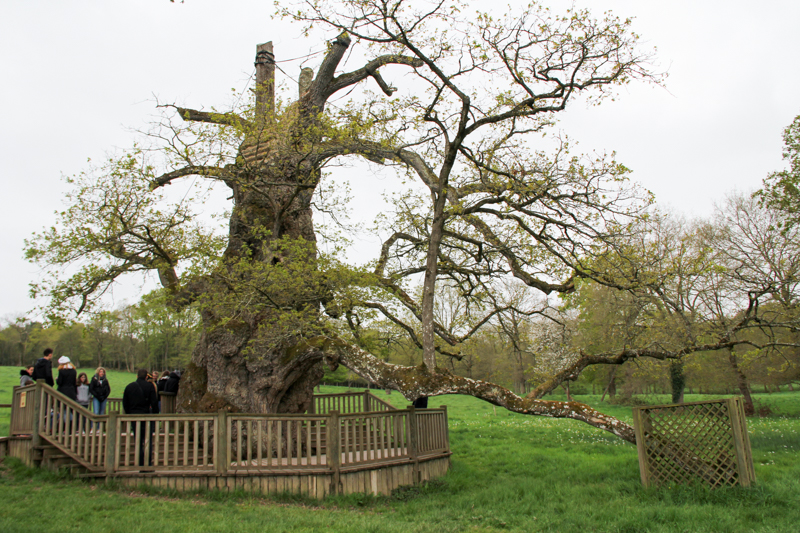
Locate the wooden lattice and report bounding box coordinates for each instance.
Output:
[632,398,755,488]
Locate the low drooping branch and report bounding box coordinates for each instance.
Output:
[299,336,637,444]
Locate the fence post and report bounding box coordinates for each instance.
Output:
[328,410,341,495]
[631,406,651,488]
[158,392,176,414]
[408,406,419,484]
[216,410,228,475]
[105,411,118,474]
[30,382,43,462]
[363,390,370,412]
[440,405,450,454]
[727,398,755,486]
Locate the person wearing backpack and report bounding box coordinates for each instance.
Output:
[122,369,160,467]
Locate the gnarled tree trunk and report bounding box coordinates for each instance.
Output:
[177,42,326,415]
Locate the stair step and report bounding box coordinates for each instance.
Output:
[43,454,70,461]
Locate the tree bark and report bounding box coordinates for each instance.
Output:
[727,348,755,416]
[669,360,685,404]
[323,337,637,443]
[601,367,618,402]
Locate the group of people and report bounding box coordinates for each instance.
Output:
[20,348,112,415]
[120,368,180,468]
[120,368,180,414]
[19,348,181,418]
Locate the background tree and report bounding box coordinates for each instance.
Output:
[756,113,800,231]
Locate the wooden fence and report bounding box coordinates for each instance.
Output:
[115,415,218,472]
[632,397,755,488]
[10,382,450,496]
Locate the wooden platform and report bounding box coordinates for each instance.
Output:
[5,384,451,498]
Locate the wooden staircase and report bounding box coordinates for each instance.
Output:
[33,442,89,475]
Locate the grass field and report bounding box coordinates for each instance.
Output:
[1,366,798,532]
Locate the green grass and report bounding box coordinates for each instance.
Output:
[1,366,799,532]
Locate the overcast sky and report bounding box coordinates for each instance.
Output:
[2,0,799,321]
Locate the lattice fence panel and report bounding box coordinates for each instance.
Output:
[632,398,755,489]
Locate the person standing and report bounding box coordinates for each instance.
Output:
[122,369,160,467]
[56,356,78,401]
[157,371,170,393]
[19,366,34,387]
[89,367,111,418]
[32,348,55,386]
[164,370,181,394]
[76,373,91,410]
[54,356,77,435]
[75,372,91,432]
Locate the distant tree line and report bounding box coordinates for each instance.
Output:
[0,291,198,372]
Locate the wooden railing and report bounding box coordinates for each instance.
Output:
[114,414,217,472]
[310,390,394,414]
[415,408,450,456]
[228,414,329,471]
[91,398,123,414]
[339,409,411,467]
[38,382,109,470]
[18,383,450,483]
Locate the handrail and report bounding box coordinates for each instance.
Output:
[367,391,395,411]
[311,390,394,414]
[37,382,109,470]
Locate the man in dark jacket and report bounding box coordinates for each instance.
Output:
[122,369,160,415]
[122,369,160,467]
[31,348,54,386]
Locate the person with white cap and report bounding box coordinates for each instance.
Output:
[56,356,78,401]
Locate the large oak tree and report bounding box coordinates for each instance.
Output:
[27,0,664,442]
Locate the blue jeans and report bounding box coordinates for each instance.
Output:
[93,398,107,428]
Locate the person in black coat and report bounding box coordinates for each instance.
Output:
[156,370,170,393]
[122,369,160,415]
[122,369,160,467]
[164,371,181,394]
[89,367,111,414]
[32,348,55,386]
[56,356,78,401]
